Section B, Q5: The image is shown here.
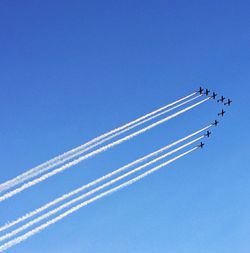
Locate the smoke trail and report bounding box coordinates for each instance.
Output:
[17,95,200,183]
[0,147,197,252]
[0,97,210,202]
[0,93,196,193]
[0,124,210,233]
[0,137,203,242]
[0,125,210,232]
[0,93,197,193]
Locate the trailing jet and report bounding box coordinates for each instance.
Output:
[212,120,219,126]
[224,99,232,106]
[205,89,210,96]
[205,131,211,137]
[211,92,217,99]
[198,142,205,148]
[217,96,226,103]
[198,87,204,94]
[218,109,226,117]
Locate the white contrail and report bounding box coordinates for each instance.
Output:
[0,93,197,193]
[0,92,196,193]
[0,147,197,252]
[0,136,203,242]
[0,124,210,233]
[0,97,210,202]
[0,95,201,192]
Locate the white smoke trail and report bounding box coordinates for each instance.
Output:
[0,93,196,193]
[15,95,200,184]
[0,147,197,252]
[0,124,210,233]
[0,93,198,193]
[0,97,210,202]
[0,136,203,242]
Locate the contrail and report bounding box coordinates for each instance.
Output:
[0,147,197,252]
[0,94,200,192]
[0,92,197,193]
[0,97,210,202]
[0,124,210,233]
[0,136,203,242]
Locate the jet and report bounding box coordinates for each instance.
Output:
[198,142,205,148]
[212,120,219,126]
[211,92,217,99]
[198,87,204,94]
[205,89,210,96]
[224,99,232,106]
[205,131,211,137]
[217,96,226,103]
[218,109,226,117]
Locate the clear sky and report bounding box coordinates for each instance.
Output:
[0,1,250,252]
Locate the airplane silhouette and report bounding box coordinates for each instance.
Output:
[217,96,226,103]
[224,99,232,106]
[218,109,226,117]
[198,142,205,148]
[205,131,211,137]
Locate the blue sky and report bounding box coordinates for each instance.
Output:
[0,0,250,252]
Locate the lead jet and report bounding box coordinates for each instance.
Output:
[218,109,226,117]
[205,89,210,96]
[217,96,226,103]
[198,142,205,148]
[224,99,232,106]
[212,120,219,126]
[205,131,211,137]
[198,87,204,94]
[211,92,217,99]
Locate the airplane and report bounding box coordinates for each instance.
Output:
[218,109,226,117]
[212,120,219,126]
[205,89,210,96]
[205,131,211,137]
[224,99,232,106]
[211,92,217,99]
[198,142,205,148]
[198,87,204,94]
[217,95,226,103]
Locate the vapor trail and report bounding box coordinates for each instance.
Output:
[0,124,210,233]
[0,147,197,252]
[0,93,196,193]
[2,95,200,190]
[0,136,203,242]
[0,93,197,193]
[0,97,210,202]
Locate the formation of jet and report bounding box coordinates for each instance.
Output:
[197,87,231,107]
[195,86,232,149]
